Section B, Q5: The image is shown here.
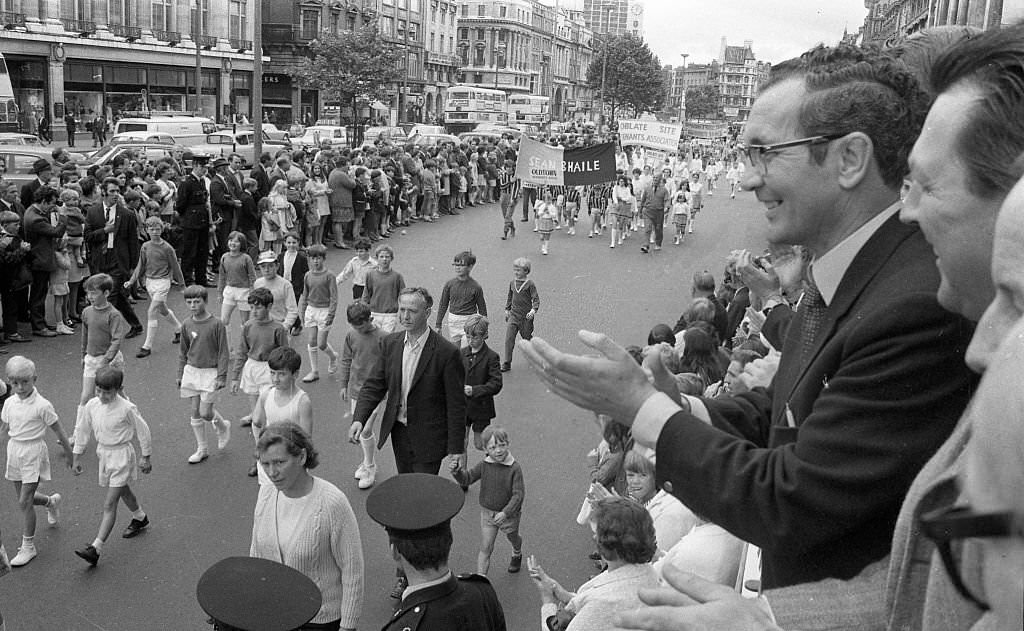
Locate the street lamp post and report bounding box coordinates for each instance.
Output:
[679,53,688,137]
[598,6,612,134]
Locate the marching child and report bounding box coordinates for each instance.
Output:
[498,160,520,240]
[461,315,502,456]
[177,284,231,464]
[230,287,288,431]
[335,238,377,301]
[436,250,488,348]
[450,426,525,575]
[78,273,130,429]
[340,302,386,490]
[586,181,610,239]
[1,355,73,567]
[249,347,313,481]
[125,216,185,358]
[296,244,339,383]
[502,257,539,372]
[71,366,153,566]
[562,186,582,236]
[218,231,257,330]
[671,185,692,246]
[253,251,299,334]
[534,188,559,256]
[361,244,405,333]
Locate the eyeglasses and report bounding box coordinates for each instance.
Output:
[918,502,1024,611]
[739,134,844,174]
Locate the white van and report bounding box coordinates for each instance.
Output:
[112,114,217,146]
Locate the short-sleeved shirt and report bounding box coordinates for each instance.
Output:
[1,388,58,441]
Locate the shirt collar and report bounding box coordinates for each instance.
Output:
[810,202,900,306]
[484,453,515,466]
[405,328,429,349]
[402,570,453,601]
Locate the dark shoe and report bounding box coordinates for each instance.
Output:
[126,326,144,339]
[172,331,181,344]
[7,333,30,343]
[33,329,57,338]
[135,347,151,358]
[520,218,529,222]
[508,553,523,573]
[240,416,253,428]
[247,464,258,477]
[640,246,650,253]
[46,324,57,331]
[122,516,150,539]
[500,362,511,372]
[75,544,100,566]
[390,576,408,599]
[588,549,602,561]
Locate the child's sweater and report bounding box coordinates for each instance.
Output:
[454,456,525,516]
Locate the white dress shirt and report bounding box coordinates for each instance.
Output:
[398,328,430,425]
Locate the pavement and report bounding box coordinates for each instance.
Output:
[0,185,768,630]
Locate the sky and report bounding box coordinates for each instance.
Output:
[557,0,871,66]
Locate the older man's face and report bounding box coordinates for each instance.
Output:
[901,85,1003,321]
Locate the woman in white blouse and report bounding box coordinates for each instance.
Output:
[250,423,364,630]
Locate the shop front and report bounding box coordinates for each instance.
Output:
[6,56,47,135]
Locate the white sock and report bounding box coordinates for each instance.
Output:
[307,346,319,371]
[132,508,146,520]
[190,418,207,450]
[21,536,34,548]
[92,538,104,552]
[212,409,227,431]
[360,434,376,467]
[166,309,182,330]
[324,343,337,360]
[143,319,158,349]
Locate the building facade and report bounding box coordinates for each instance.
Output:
[716,38,768,122]
[861,0,1021,47]
[455,0,594,122]
[0,0,256,139]
[581,0,643,38]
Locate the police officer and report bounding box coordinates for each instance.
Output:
[196,556,321,631]
[367,474,506,631]
[176,154,213,285]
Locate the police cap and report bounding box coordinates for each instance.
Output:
[366,473,465,539]
[196,556,321,631]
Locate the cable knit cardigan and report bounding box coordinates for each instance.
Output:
[250,476,365,627]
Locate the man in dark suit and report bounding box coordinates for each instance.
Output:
[209,157,241,265]
[20,159,52,209]
[277,243,308,304]
[520,44,976,589]
[22,186,64,336]
[176,156,212,285]
[84,178,142,335]
[250,152,272,201]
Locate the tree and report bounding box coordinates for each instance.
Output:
[586,33,665,121]
[289,22,403,121]
[684,84,721,120]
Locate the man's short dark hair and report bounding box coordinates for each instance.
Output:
[929,23,1024,200]
[33,186,58,204]
[399,287,433,310]
[389,527,452,571]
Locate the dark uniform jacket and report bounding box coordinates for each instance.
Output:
[461,343,502,422]
[176,174,210,230]
[654,216,977,588]
[382,573,505,631]
[210,173,239,229]
[84,200,140,276]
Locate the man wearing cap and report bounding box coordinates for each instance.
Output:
[209,156,242,264]
[253,250,299,334]
[368,474,506,631]
[176,155,213,286]
[20,159,52,209]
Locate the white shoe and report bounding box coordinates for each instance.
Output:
[56,324,75,335]
[10,545,37,567]
[354,463,368,480]
[216,419,231,450]
[328,357,339,375]
[188,448,209,464]
[358,464,377,489]
[688,227,694,234]
[46,493,61,526]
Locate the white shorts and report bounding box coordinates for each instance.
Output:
[96,443,138,487]
[447,313,476,346]
[5,439,51,483]
[222,286,252,310]
[303,305,332,329]
[240,358,272,395]
[180,365,222,402]
[371,312,398,334]
[145,277,172,303]
[83,352,126,380]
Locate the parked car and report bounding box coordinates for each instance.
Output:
[108,132,177,145]
[186,131,291,167]
[75,143,187,178]
[293,125,348,152]
[409,124,446,137]
[363,126,408,147]
[113,115,217,145]
[0,132,43,147]
[233,123,290,142]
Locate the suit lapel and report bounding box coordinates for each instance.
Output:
[409,330,436,392]
[779,215,918,404]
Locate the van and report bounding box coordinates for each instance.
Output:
[112,114,218,146]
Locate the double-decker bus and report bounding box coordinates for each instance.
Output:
[443,85,508,134]
[508,94,549,127]
[0,53,19,133]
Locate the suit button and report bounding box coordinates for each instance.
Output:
[413,607,420,613]
[663,481,673,493]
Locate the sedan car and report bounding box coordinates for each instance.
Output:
[0,132,43,147]
[75,143,187,178]
[186,131,291,167]
[409,133,460,148]
[108,132,178,145]
[363,126,408,147]
[293,126,349,152]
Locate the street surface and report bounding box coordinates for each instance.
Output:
[1,186,767,630]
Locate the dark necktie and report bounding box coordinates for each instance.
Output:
[798,277,827,363]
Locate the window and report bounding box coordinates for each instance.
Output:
[329,11,339,34]
[151,0,172,31]
[346,14,356,30]
[380,15,394,36]
[409,22,417,41]
[300,8,319,39]
[397,18,406,36]
[500,6,506,18]
[108,0,129,25]
[431,8,436,22]
[430,32,435,49]
[461,4,467,17]
[449,35,453,53]
[229,0,247,40]
[190,0,209,31]
[475,28,484,40]
[459,28,467,39]
[477,4,485,17]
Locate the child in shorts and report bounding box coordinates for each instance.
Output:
[503,258,539,372]
[335,238,377,301]
[461,315,502,455]
[339,302,386,490]
[250,346,312,481]
[361,244,405,333]
[0,355,73,567]
[71,366,152,566]
[450,426,525,575]
[297,244,339,383]
[125,216,185,358]
[177,284,231,464]
[78,273,130,430]
[231,287,288,430]
[671,186,691,246]
[218,231,257,330]
[498,160,520,240]
[436,251,488,349]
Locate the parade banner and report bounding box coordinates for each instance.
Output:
[515,137,616,186]
[617,119,684,153]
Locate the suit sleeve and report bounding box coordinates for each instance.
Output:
[471,351,503,398]
[655,291,972,557]
[443,343,467,455]
[353,342,389,425]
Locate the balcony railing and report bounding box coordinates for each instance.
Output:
[262,23,305,43]
[109,23,141,40]
[153,29,181,44]
[229,37,252,51]
[197,34,217,49]
[427,52,461,67]
[61,18,96,35]
[0,10,25,29]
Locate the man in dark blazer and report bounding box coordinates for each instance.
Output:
[20,158,52,209]
[250,152,272,201]
[519,45,977,589]
[176,156,212,285]
[277,244,308,304]
[209,157,241,265]
[84,178,142,335]
[351,286,466,475]
[22,186,64,336]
